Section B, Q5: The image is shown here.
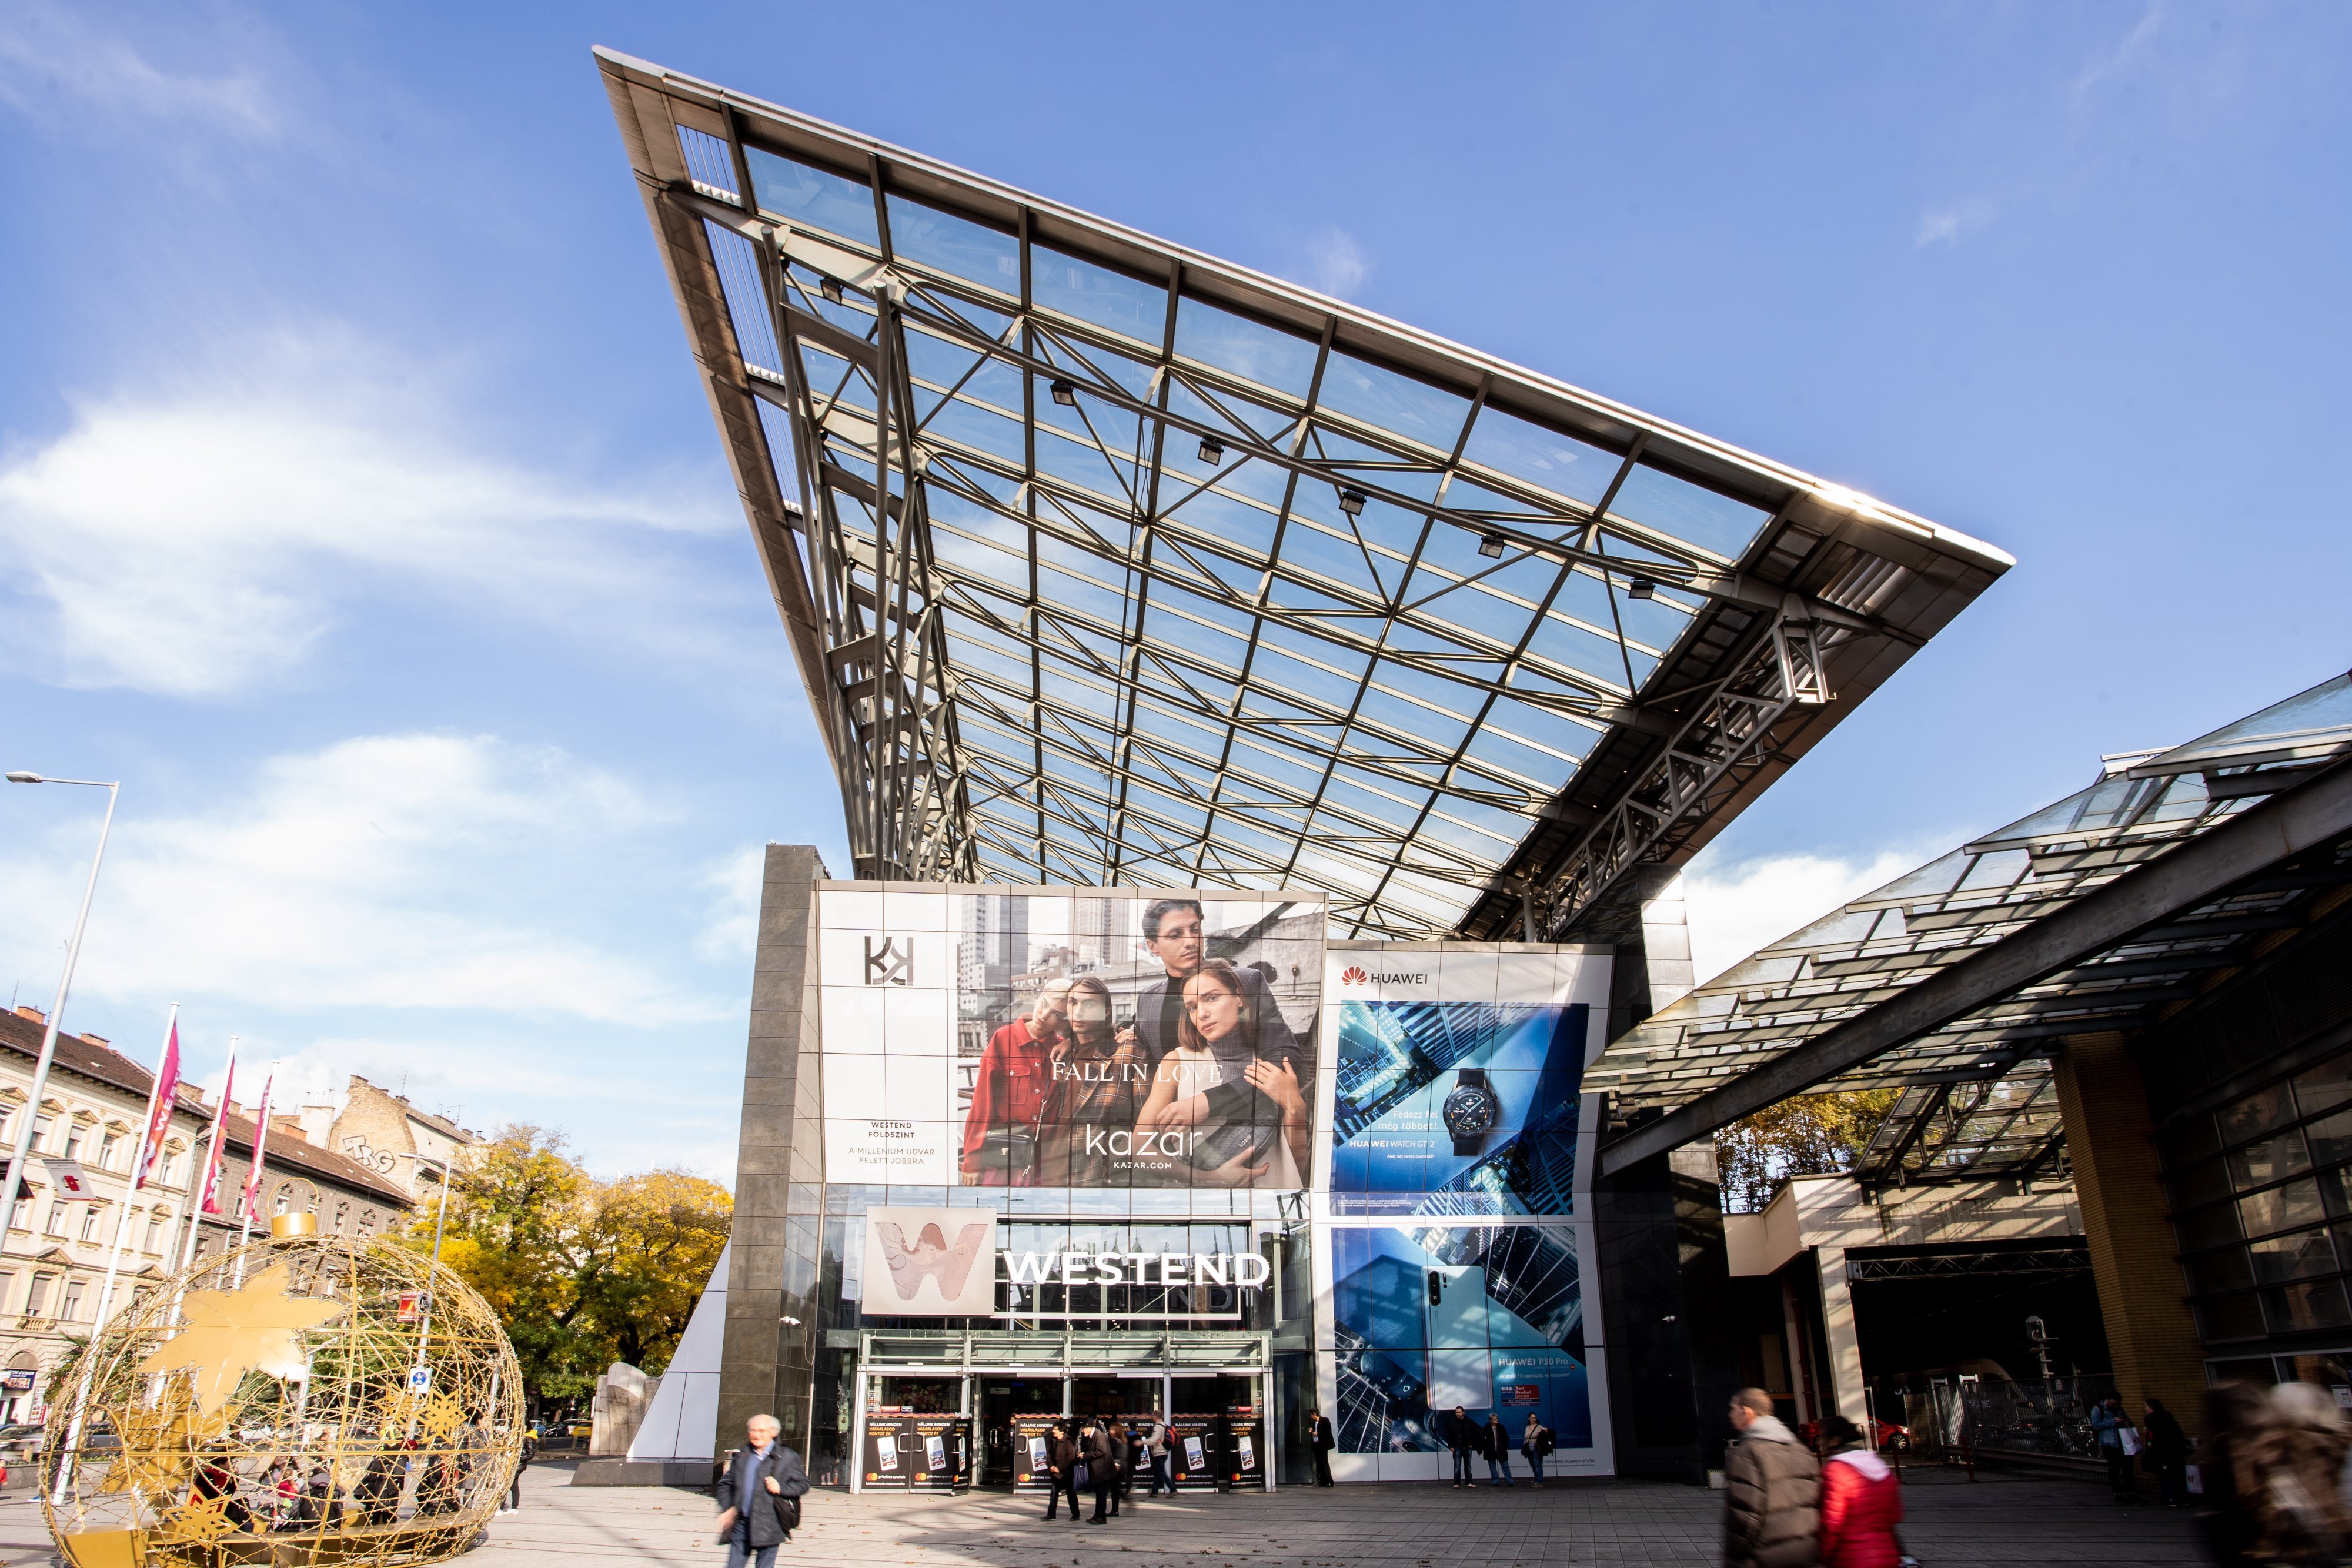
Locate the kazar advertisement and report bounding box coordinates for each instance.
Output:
[817,885,1324,1193]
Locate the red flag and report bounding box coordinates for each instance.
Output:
[194,1055,235,1215]
[134,1015,182,1192]
[238,1072,274,1222]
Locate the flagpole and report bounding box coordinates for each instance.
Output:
[231,1066,276,1290]
[174,1045,235,1276]
[52,1004,176,1507]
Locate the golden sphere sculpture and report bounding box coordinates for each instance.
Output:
[40,1228,524,1568]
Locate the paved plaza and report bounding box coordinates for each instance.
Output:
[0,1456,2194,1568]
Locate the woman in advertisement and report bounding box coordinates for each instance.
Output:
[1033,977,1148,1185]
[1134,958,1309,1189]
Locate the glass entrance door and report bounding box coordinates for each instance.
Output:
[980,1376,1064,1488]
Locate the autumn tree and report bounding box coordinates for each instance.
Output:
[405,1126,731,1410]
[1715,1089,1900,1213]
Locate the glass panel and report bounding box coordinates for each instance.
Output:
[1033,246,1165,344]
[2229,1132,2313,1191]
[2176,1201,2241,1255]
[746,148,880,249]
[2248,1226,2338,1284]
[1606,465,1770,561]
[2240,1178,2326,1239]
[2308,1109,2352,1171]
[2198,1292,2267,1342]
[1315,353,1470,453]
[2267,1280,2352,1333]
[2218,1083,2298,1147]
[2295,1054,2352,1119]
[1173,298,1319,398]
[2189,1248,2255,1295]
[1458,408,1619,508]
[886,195,1018,295]
[2159,1114,2221,1172]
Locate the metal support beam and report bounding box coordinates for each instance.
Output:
[1599,756,2352,1175]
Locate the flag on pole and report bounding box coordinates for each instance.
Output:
[238,1072,274,1221]
[133,1014,182,1191]
[193,1054,235,1215]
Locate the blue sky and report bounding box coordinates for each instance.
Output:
[1,3,2344,1177]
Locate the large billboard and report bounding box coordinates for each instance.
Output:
[817,886,1324,1193]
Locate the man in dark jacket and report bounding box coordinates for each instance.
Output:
[1482,1413,1515,1487]
[716,1415,810,1568]
[1723,1388,1818,1568]
[1084,1418,1117,1524]
[1104,1421,1130,1518]
[2143,1397,2190,1507]
[1308,1409,1335,1487]
[1043,1423,1081,1523]
[1447,1406,1478,1488]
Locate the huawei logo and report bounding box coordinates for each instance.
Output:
[1340,965,1369,986]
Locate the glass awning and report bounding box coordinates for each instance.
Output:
[600,48,2013,938]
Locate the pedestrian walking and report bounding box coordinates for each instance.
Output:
[1723,1386,1819,1568]
[1519,1414,1552,1489]
[2198,1381,2269,1568]
[713,1415,808,1568]
[1447,1405,1478,1488]
[1308,1408,1335,1487]
[2240,1382,2352,1565]
[2089,1394,2139,1501]
[1141,1416,1173,1497]
[1121,1422,1144,1506]
[1104,1419,1130,1519]
[504,1427,537,1514]
[1084,1417,1117,1525]
[1482,1413,1515,1487]
[1813,1415,1901,1568]
[1043,1422,1081,1523]
[2139,1397,2188,1508]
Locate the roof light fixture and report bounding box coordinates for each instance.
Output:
[1478,531,1506,559]
[1050,379,1077,407]
[820,277,844,305]
[1338,487,1367,517]
[1198,437,1224,464]
[1628,578,1656,600]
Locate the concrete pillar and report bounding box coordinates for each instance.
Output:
[1813,1246,1867,1423]
[2052,1030,2208,1439]
[717,845,828,1457]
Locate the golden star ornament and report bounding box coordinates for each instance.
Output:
[133,1263,343,1414]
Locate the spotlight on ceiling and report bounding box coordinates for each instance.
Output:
[1628,577,1656,600]
[1478,531,1506,559]
[1338,487,1367,517]
[1198,437,1224,464]
[820,277,844,305]
[1050,379,1078,407]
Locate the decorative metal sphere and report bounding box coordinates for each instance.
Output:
[41,1222,523,1568]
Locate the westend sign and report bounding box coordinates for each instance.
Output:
[862,1206,1267,1317]
[1002,1250,1271,1288]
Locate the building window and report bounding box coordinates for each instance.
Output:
[333,1202,349,1232]
[358,1208,376,1236]
[98,1131,121,1171]
[166,1148,187,1185]
[273,1185,292,1217]
[7,1199,26,1232]
[0,1273,14,1315]
[62,1125,84,1161]
[193,1234,209,1259]
[44,1205,68,1238]
[25,1275,52,1317]
[143,1213,165,1252]
[31,1116,52,1152]
[0,1106,14,1142]
[78,1206,103,1243]
[59,1281,85,1321]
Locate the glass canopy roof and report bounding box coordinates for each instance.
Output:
[600,48,2012,938]
[1590,672,2352,1182]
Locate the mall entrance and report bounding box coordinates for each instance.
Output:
[849,1329,1273,1495]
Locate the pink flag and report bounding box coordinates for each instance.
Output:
[238,1072,274,1222]
[134,1015,182,1192]
[194,1055,235,1215]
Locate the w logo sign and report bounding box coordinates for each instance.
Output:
[1340,965,1369,986]
[865,935,912,987]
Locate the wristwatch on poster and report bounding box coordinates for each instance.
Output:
[1442,1067,1499,1158]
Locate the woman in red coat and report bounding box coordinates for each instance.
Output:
[1815,1416,1905,1568]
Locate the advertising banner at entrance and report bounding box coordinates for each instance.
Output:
[816,885,1325,1193]
[860,1206,1001,1316]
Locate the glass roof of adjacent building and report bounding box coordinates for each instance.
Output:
[1589,671,2352,1182]
[600,48,2013,938]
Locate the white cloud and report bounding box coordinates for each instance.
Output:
[0,733,723,1025]
[1915,198,1996,248]
[1681,847,1925,988]
[0,332,744,697]
[0,5,273,136]
[695,844,767,963]
[1297,226,1372,298]
[2072,5,2167,104]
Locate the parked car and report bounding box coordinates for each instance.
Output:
[0,1424,43,1459]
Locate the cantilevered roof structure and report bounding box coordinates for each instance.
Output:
[1593,673,2352,1179]
[598,46,2012,940]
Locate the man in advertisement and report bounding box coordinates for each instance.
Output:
[960,978,1073,1185]
[1117,899,1299,1066]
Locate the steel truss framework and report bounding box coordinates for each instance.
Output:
[1591,674,2352,1180]
[599,48,2010,938]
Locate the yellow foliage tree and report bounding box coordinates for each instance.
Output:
[1715,1089,1900,1213]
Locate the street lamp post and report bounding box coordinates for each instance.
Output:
[1,773,120,1215]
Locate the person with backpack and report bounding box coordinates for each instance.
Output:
[714,1414,809,1568]
[1521,1413,1553,1489]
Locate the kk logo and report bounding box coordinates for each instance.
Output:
[865,935,913,987]
[1340,965,1369,986]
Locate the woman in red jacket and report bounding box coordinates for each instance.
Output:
[1815,1416,1905,1568]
